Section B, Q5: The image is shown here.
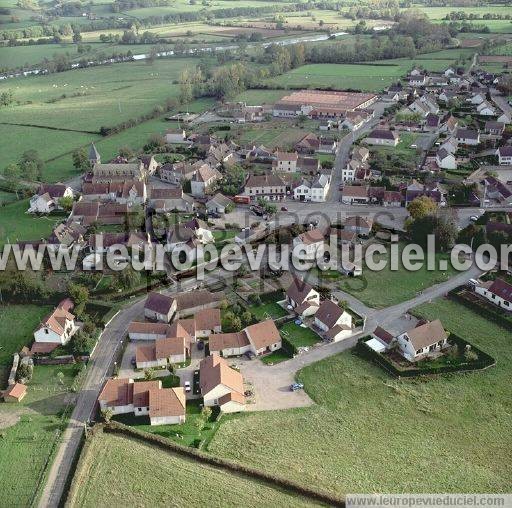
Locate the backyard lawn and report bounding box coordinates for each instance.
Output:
[0,304,52,370]
[209,298,512,495]
[280,321,320,349]
[0,364,79,508]
[339,243,458,308]
[112,399,220,448]
[66,430,322,508]
[0,199,59,246]
[249,301,287,320]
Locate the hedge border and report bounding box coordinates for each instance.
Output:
[447,288,512,332]
[83,422,345,507]
[357,333,495,379]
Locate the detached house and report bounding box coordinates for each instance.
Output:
[272,152,298,172]
[396,319,449,362]
[497,146,512,166]
[314,299,353,342]
[344,215,373,236]
[190,164,222,198]
[28,184,74,214]
[286,278,320,317]
[136,336,189,369]
[456,128,480,146]
[144,292,177,323]
[33,299,79,347]
[484,121,505,136]
[293,228,325,259]
[364,129,399,147]
[474,278,512,311]
[436,148,457,170]
[476,100,495,116]
[98,378,186,425]
[199,355,245,413]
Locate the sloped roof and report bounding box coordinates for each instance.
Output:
[315,300,345,329]
[199,354,244,395]
[144,292,175,316]
[245,319,280,351]
[286,277,316,304]
[406,319,448,350]
[149,387,186,418]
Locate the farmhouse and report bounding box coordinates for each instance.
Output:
[209,319,281,357]
[144,292,177,323]
[364,129,399,147]
[474,278,512,311]
[396,319,449,362]
[174,289,223,318]
[273,90,377,119]
[28,184,74,214]
[314,300,353,342]
[199,355,245,413]
[285,278,320,317]
[98,378,186,425]
[149,187,195,213]
[33,299,79,346]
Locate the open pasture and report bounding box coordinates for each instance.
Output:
[209,298,512,495]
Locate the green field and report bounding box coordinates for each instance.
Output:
[67,430,322,507]
[0,59,200,132]
[0,44,79,69]
[210,298,512,495]
[0,363,78,508]
[0,304,52,370]
[0,199,60,246]
[339,243,457,309]
[238,124,311,150]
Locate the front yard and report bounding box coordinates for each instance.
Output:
[209,298,512,494]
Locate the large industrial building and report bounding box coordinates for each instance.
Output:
[273,89,378,119]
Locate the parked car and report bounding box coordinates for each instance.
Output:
[209,211,221,219]
[469,215,479,222]
[197,340,204,351]
[130,357,136,367]
[281,206,288,211]
[184,381,191,392]
[290,383,304,391]
[244,351,255,360]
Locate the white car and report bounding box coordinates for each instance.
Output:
[184,381,191,393]
[469,215,479,222]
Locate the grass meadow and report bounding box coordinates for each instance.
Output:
[338,243,458,309]
[209,298,512,495]
[66,430,322,507]
[0,199,60,246]
[0,363,79,507]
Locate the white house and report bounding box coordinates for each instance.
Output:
[28,184,74,214]
[364,129,399,147]
[199,355,245,413]
[396,319,449,362]
[286,278,320,317]
[341,185,370,205]
[476,101,496,116]
[456,128,480,146]
[497,112,511,125]
[474,278,512,311]
[497,146,512,165]
[292,228,325,260]
[314,299,353,342]
[344,215,373,236]
[190,163,222,198]
[272,151,298,172]
[206,193,233,215]
[436,148,457,170]
[136,336,189,369]
[469,93,485,105]
[293,174,330,202]
[33,299,79,346]
[144,292,177,322]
